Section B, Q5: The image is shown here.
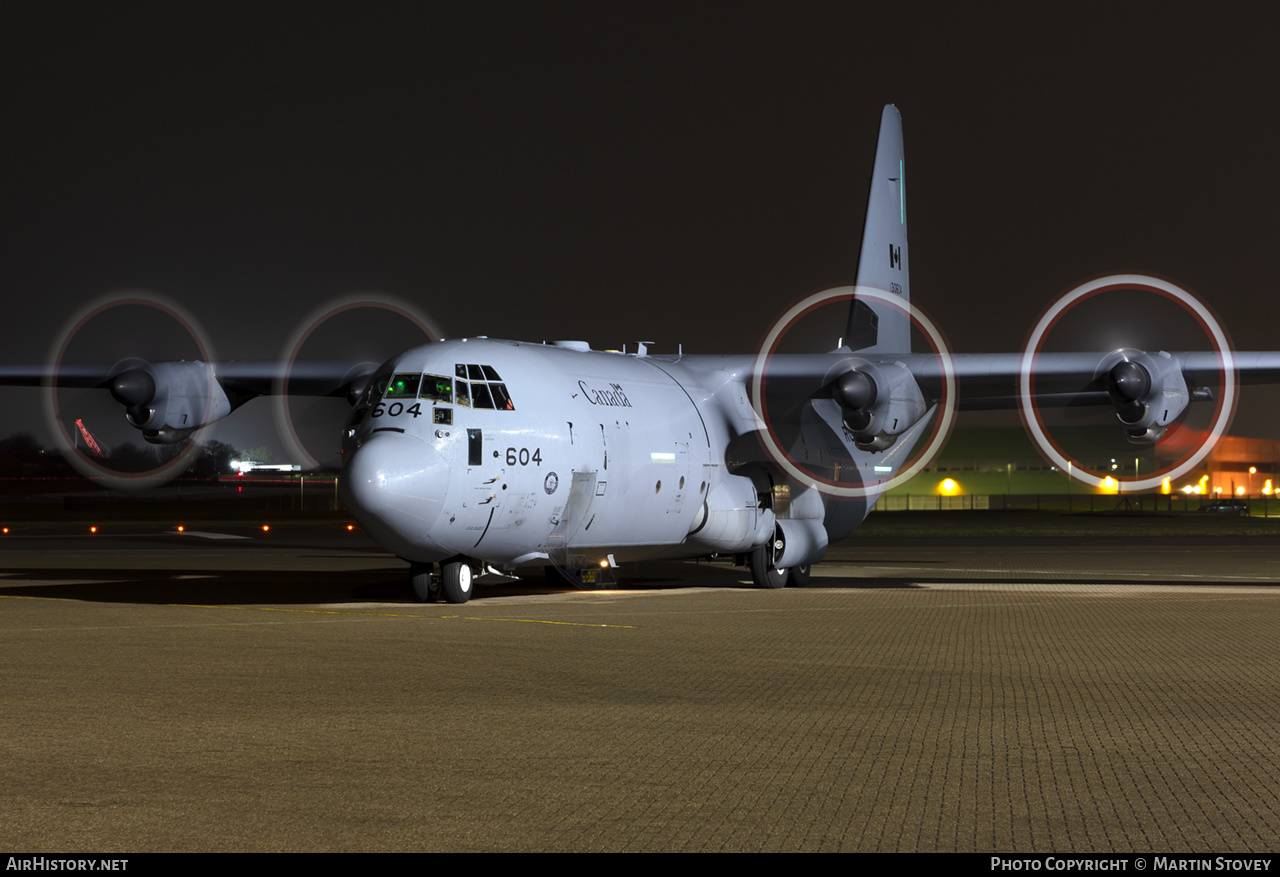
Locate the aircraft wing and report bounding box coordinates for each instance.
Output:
[742,346,1280,452]
[0,360,379,396]
[757,349,1280,407]
[0,359,380,444]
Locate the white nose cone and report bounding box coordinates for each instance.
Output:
[341,433,450,560]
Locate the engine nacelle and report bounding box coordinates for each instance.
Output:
[831,360,928,452]
[109,361,232,444]
[1096,349,1189,446]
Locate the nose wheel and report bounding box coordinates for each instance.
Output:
[409,558,474,604]
[440,557,474,604]
[410,562,439,603]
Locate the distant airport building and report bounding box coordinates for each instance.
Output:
[888,427,1280,500]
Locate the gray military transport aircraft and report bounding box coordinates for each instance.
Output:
[13,105,1280,603]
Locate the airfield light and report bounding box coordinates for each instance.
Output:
[1103,476,1117,491]
[89,526,97,534]
[1237,487,1246,496]
[347,524,355,531]
[1215,487,1223,495]
[176,525,184,532]
[599,560,609,568]
[3,527,8,534]
[1194,485,1203,494]
[939,478,961,496]
[262,524,270,532]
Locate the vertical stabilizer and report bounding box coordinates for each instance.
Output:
[847,104,909,354]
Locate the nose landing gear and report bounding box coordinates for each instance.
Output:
[409,557,475,604]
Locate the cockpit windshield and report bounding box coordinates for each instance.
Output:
[385,373,422,399]
[353,363,513,421]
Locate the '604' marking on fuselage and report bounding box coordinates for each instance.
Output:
[506,447,542,466]
[372,402,424,418]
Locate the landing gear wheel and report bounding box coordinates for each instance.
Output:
[441,557,474,604]
[749,525,789,589]
[749,541,788,589]
[787,563,811,588]
[410,562,438,603]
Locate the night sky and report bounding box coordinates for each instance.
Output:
[3,5,1279,461]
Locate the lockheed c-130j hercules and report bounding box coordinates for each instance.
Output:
[16,105,1280,603]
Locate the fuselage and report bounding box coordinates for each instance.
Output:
[341,339,733,569]
[338,337,880,574]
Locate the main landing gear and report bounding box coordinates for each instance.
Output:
[747,531,809,589]
[410,557,475,604]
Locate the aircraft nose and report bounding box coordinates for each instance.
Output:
[341,432,450,558]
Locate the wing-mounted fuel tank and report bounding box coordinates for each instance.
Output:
[831,360,928,452]
[1096,349,1189,446]
[109,361,232,444]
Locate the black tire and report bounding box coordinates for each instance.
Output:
[410,562,436,603]
[748,541,787,589]
[441,558,474,604]
[787,563,811,587]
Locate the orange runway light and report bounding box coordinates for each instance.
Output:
[262,524,270,532]
[89,526,97,534]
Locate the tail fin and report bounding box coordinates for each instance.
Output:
[846,104,909,354]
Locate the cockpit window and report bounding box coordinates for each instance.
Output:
[452,363,515,411]
[472,383,494,409]
[490,383,513,410]
[360,371,392,406]
[385,373,422,399]
[420,374,453,404]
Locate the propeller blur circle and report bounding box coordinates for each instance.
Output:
[1019,274,1236,492]
[273,292,444,470]
[42,290,217,490]
[750,285,957,499]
